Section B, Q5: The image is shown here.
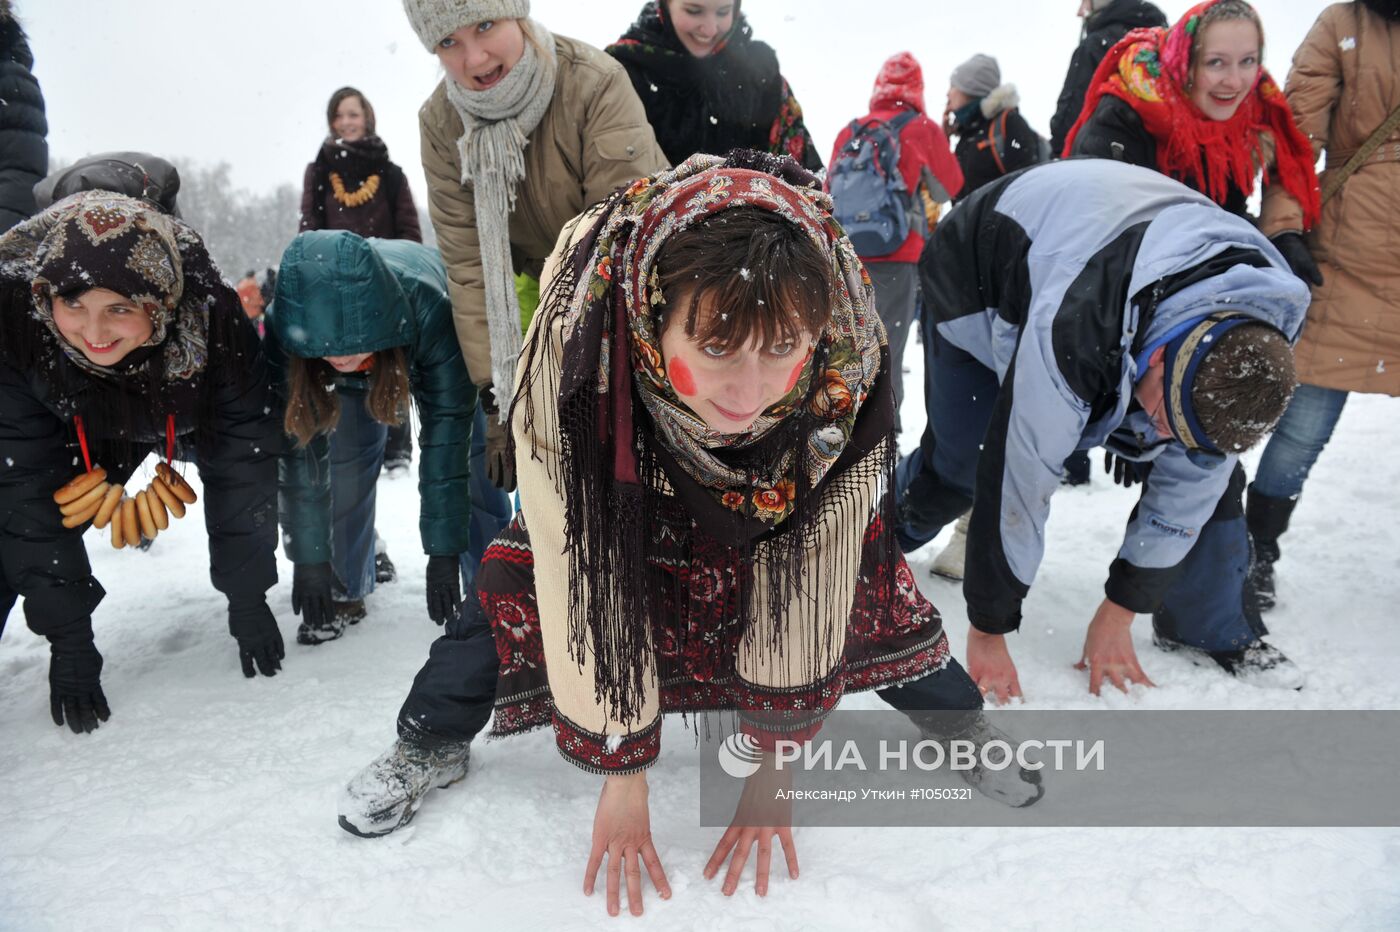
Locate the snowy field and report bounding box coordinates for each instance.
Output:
[2,346,1398,931]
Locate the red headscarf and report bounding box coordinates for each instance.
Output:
[869,51,925,114]
[1064,0,1320,227]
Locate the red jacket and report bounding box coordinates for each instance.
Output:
[830,53,964,264]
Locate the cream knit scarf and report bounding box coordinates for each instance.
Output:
[444,20,557,405]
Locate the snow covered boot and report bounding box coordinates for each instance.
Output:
[375,553,397,585]
[1152,635,1306,690]
[295,612,347,645]
[1245,485,1297,614]
[922,714,1045,808]
[335,599,367,626]
[338,739,471,837]
[929,513,969,581]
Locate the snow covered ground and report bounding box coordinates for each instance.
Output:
[3,348,1399,931]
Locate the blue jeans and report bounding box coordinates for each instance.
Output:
[330,391,388,601]
[895,326,998,551]
[1251,383,1349,501]
[461,405,513,590]
[335,398,513,601]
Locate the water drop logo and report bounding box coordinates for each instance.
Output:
[718,732,764,779]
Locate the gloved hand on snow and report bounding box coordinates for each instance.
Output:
[425,555,461,625]
[48,626,110,734]
[1270,231,1323,287]
[228,596,285,678]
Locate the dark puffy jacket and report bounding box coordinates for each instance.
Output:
[1069,94,1250,216]
[268,231,475,564]
[0,13,46,231]
[951,85,1046,202]
[607,1,822,170]
[1049,0,1168,156]
[299,150,421,242]
[0,255,279,644]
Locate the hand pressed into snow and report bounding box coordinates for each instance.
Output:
[585,772,671,917]
[704,755,798,897]
[1075,598,1157,696]
[967,629,1024,705]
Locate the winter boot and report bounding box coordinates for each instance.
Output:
[1245,485,1297,614]
[374,553,397,585]
[295,612,348,645]
[383,459,410,479]
[335,599,367,626]
[930,513,970,581]
[338,739,471,837]
[922,714,1045,808]
[1152,635,1306,690]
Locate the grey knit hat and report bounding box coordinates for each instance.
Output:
[401,0,530,52]
[950,53,1001,98]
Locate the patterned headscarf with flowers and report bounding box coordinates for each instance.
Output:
[568,152,883,527]
[24,191,208,382]
[517,151,896,724]
[1063,0,1320,228]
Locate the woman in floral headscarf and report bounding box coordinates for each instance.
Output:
[1066,0,1322,282]
[0,192,283,735]
[338,152,1043,914]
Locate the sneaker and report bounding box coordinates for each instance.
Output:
[375,552,397,585]
[1153,635,1305,690]
[383,459,410,480]
[921,715,1045,808]
[335,599,367,626]
[338,739,471,837]
[929,514,969,582]
[296,612,348,645]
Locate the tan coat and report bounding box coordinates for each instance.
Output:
[420,34,668,386]
[1262,3,1400,395]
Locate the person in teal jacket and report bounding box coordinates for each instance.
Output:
[268,230,509,644]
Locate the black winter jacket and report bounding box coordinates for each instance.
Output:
[0,272,279,645]
[951,87,1046,202]
[1069,94,1250,216]
[1048,0,1168,157]
[0,13,46,232]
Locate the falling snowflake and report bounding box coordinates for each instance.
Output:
[1339,36,1356,51]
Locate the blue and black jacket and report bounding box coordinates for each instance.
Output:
[919,158,1310,634]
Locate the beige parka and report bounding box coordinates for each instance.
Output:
[1263,2,1400,395]
[419,32,668,387]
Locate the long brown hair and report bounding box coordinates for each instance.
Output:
[326,86,376,136]
[283,348,410,447]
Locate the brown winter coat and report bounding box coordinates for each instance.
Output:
[420,33,668,386]
[1261,2,1400,395]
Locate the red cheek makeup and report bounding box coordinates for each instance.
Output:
[668,356,697,395]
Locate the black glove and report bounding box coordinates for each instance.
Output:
[1270,231,1323,287]
[1103,451,1142,488]
[480,385,516,492]
[426,554,462,625]
[228,597,285,678]
[291,562,336,632]
[48,629,110,734]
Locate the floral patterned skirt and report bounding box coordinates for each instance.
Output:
[479,507,951,739]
